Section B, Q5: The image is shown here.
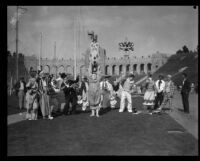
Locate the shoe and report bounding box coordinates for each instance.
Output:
[19,113,22,115]
[48,116,53,120]
[96,115,100,117]
[119,109,124,113]
[90,114,95,117]
[133,110,141,114]
[128,110,133,113]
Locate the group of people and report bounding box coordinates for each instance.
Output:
[14,70,191,120]
[143,72,191,114]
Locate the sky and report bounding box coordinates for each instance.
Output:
[7,6,198,60]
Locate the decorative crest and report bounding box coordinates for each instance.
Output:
[119,37,134,52]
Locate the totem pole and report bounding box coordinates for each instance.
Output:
[87,31,101,78]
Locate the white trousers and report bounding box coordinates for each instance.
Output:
[120,91,132,111]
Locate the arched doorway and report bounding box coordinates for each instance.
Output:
[112,65,116,75]
[133,64,137,72]
[140,64,144,74]
[80,65,86,77]
[57,65,65,75]
[119,65,123,75]
[66,65,73,75]
[50,66,57,76]
[105,65,109,75]
[147,63,152,73]
[126,64,130,73]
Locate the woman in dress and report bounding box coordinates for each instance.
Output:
[38,72,53,120]
[143,74,156,114]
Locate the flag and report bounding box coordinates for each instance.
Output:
[10,7,27,26]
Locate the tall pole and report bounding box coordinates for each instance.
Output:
[39,32,42,68]
[54,41,56,60]
[78,6,81,78]
[74,17,77,79]
[16,6,19,81]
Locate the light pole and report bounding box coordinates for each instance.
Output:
[14,6,27,81]
[16,6,19,81]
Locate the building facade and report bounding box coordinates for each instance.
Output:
[7,49,169,86]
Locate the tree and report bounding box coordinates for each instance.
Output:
[182,45,189,53]
[7,50,11,57]
[176,49,182,55]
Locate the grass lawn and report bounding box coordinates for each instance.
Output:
[7,97,198,156]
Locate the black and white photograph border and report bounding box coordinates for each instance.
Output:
[5,2,199,156]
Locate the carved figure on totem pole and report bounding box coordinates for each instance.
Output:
[87,31,101,77]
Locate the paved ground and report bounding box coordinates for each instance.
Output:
[7,95,198,156]
[169,91,198,140]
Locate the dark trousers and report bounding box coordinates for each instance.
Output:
[154,92,164,109]
[64,95,77,114]
[181,93,189,113]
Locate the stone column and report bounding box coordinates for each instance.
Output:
[115,65,119,75]
[109,66,112,75]
[123,65,126,75]
[144,63,147,74]
[137,63,140,75]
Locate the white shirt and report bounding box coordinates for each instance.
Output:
[100,81,113,91]
[183,79,186,85]
[155,80,165,93]
[19,81,24,90]
[42,80,47,87]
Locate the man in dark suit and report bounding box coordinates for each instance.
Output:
[181,73,191,113]
[62,75,79,115]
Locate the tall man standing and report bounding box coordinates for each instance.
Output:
[154,74,165,110]
[180,73,191,113]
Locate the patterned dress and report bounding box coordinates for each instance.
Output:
[143,78,156,106]
[88,77,101,110]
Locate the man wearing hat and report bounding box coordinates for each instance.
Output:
[154,74,165,110]
[156,74,175,112]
